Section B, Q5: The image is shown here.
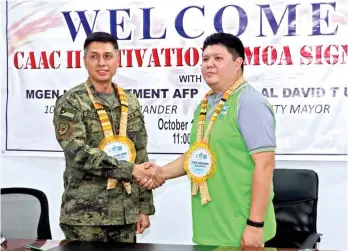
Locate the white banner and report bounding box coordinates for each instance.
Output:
[3,0,348,159]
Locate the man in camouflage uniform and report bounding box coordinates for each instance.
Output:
[53,32,163,243]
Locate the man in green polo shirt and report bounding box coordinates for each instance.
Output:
[137,32,277,248]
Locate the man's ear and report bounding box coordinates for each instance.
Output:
[235,57,244,71]
[83,55,88,69]
[116,51,120,67]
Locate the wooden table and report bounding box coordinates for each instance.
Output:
[0,239,336,251]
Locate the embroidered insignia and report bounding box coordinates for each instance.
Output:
[83,111,99,119]
[58,123,70,136]
[58,107,77,121]
[218,104,229,119]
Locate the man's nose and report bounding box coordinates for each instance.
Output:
[98,57,106,66]
[206,58,215,68]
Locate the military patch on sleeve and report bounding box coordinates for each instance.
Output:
[58,123,70,136]
[56,122,75,140]
[58,107,77,121]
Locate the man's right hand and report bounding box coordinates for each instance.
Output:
[132,162,165,189]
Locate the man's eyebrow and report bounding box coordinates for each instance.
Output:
[88,51,114,54]
[203,53,223,57]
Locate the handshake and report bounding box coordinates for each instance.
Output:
[132,162,166,189]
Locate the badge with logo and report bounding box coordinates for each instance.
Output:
[184,142,216,204]
[99,135,136,162]
[185,143,214,181]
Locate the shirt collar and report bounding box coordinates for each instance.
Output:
[207,81,248,103]
[85,78,120,108]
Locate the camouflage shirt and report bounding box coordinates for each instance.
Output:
[53,79,155,226]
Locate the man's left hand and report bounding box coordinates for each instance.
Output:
[136,162,166,189]
[136,214,150,234]
[241,225,264,248]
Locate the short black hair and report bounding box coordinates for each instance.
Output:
[203,32,245,71]
[83,32,119,51]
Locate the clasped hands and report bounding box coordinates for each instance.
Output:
[132,162,165,189]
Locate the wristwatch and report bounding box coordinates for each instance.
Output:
[246,219,264,228]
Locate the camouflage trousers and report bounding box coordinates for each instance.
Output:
[60,223,136,243]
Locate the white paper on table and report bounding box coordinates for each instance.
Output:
[38,240,61,251]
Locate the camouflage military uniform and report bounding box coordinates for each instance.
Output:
[53,79,155,243]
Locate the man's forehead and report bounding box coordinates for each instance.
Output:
[87,42,116,53]
[88,49,115,54]
[203,44,229,56]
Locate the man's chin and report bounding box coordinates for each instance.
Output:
[206,81,219,88]
[95,77,112,83]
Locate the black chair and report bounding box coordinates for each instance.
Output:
[1,187,52,240]
[265,168,322,249]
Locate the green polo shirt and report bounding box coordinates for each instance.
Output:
[189,83,276,246]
